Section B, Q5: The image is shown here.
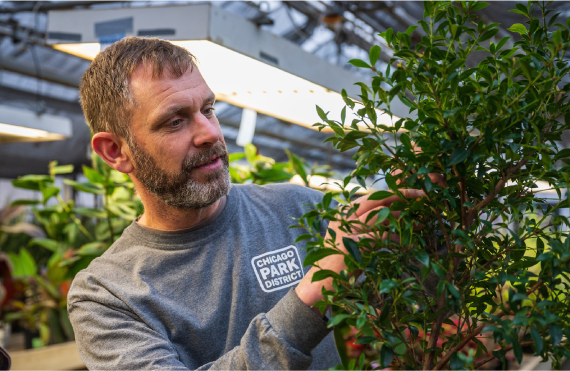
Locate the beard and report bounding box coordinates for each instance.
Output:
[127,138,232,210]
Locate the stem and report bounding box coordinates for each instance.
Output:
[104,193,115,242]
[466,157,529,228]
[458,222,553,286]
[474,341,534,369]
[390,317,418,368]
[422,293,446,370]
[56,195,94,241]
[433,279,548,370]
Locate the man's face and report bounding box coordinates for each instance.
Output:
[127,63,231,209]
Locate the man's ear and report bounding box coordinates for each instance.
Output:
[92,132,135,174]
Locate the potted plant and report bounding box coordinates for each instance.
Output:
[299,1,570,369]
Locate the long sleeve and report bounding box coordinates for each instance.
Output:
[68,288,332,370]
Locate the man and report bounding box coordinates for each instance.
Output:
[68,37,422,370]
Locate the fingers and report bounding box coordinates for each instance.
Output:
[428,173,448,188]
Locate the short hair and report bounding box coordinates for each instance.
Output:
[79,37,197,139]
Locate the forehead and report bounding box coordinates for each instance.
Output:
[130,62,205,99]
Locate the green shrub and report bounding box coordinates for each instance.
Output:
[299,2,570,369]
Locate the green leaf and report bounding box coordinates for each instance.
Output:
[531,326,543,354]
[404,25,418,35]
[41,186,59,203]
[244,143,257,165]
[63,179,105,194]
[368,191,394,201]
[31,238,58,252]
[12,175,51,191]
[328,314,350,327]
[105,203,137,220]
[348,59,371,69]
[400,133,412,149]
[479,28,500,42]
[9,248,37,277]
[369,45,381,66]
[51,164,74,175]
[311,269,342,282]
[73,207,108,218]
[508,23,527,36]
[11,199,40,206]
[450,352,464,370]
[413,249,429,267]
[343,237,362,264]
[322,192,333,210]
[83,165,105,184]
[380,344,394,367]
[303,248,341,267]
[424,0,432,17]
[448,148,471,166]
[550,324,562,346]
[470,2,489,11]
[509,9,528,16]
[512,337,523,363]
[552,29,562,45]
[447,283,460,299]
[228,153,245,163]
[376,208,391,224]
[379,279,399,294]
[286,149,308,186]
[496,36,511,51]
[255,169,293,182]
[77,242,109,256]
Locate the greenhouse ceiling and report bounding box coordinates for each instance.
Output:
[0,1,569,178]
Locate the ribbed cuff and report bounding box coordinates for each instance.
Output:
[265,288,331,354]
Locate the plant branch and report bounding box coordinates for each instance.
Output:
[457,223,553,285]
[433,279,548,370]
[473,341,534,369]
[466,157,529,228]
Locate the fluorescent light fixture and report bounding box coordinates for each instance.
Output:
[47,4,412,131]
[0,105,72,143]
[236,108,257,147]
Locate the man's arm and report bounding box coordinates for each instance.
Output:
[69,288,330,370]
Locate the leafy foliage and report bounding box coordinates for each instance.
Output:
[299,2,570,369]
[229,143,333,186]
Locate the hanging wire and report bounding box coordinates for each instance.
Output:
[31,1,45,114]
[284,4,310,40]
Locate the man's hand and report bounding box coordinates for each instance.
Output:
[295,188,426,317]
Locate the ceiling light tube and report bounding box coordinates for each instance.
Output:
[0,105,72,143]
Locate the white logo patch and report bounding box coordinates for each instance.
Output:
[251,246,304,292]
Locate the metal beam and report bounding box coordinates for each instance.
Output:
[0,54,81,88]
[0,1,107,14]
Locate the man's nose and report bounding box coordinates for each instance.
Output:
[192,113,220,147]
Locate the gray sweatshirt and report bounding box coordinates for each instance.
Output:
[67,183,342,370]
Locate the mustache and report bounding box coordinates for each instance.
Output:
[181,141,228,172]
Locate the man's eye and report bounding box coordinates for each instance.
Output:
[169,119,182,127]
[204,108,216,115]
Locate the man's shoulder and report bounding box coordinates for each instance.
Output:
[233,183,324,205]
[67,231,137,304]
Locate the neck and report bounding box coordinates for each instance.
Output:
[135,184,222,231]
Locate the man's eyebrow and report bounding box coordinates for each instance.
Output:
[204,92,216,105]
[151,92,216,127]
[152,106,184,127]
